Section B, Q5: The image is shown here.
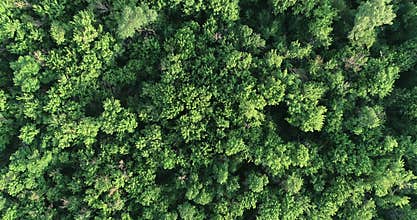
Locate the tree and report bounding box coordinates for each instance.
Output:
[117,5,157,40]
[349,0,396,48]
[286,82,328,132]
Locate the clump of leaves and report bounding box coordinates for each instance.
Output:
[117,4,157,39]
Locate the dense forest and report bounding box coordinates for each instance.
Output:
[1,0,417,219]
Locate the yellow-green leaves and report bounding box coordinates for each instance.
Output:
[117,5,157,40]
[284,173,303,194]
[101,99,137,135]
[71,10,101,49]
[286,83,327,132]
[225,135,246,156]
[178,202,205,220]
[368,65,400,99]
[349,0,396,48]
[10,56,41,93]
[214,162,229,184]
[286,41,313,59]
[247,172,269,193]
[272,0,298,14]
[19,124,39,145]
[348,106,383,135]
[0,90,12,151]
[208,0,239,21]
[50,21,66,45]
[0,90,6,112]
[309,1,337,47]
[164,22,198,59]
[32,0,66,19]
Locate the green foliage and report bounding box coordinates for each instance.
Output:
[0,0,416,219]
[284,173,303,195]
[10,56,41,93]
[101,99,137,134]
[349,0,396,48]
[347,106,383,135]
[308,0,337,46]
[271,0,298,14]
[71,10,101,49]
[178,202,205,220]
[286,82,328,132]
[0,90,6,112]
[19,124,39,145]
[117,5,157,40]
[247,172,269,193]
[50,21,66,45]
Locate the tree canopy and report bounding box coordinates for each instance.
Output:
[1,0,417,219]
